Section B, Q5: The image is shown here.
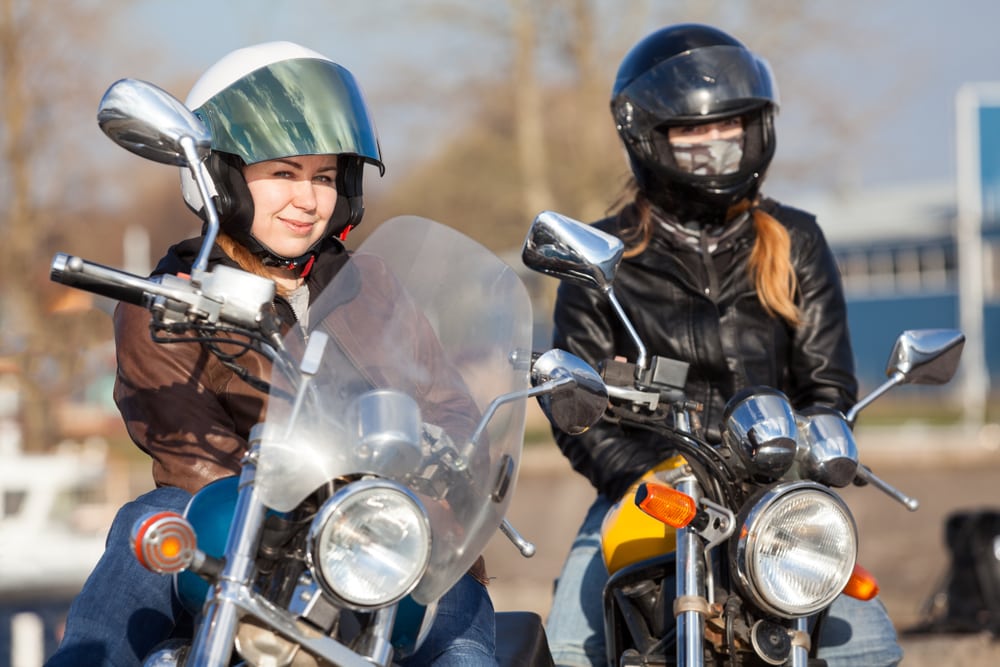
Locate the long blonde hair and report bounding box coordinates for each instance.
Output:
[616,187,801,327]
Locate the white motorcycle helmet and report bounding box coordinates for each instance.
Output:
[180,41,384,269]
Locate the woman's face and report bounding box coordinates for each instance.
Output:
[667,117,744,144]
[244,154,339,258]
[666,117,745,176]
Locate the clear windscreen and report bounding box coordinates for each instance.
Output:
[256,216,532,603]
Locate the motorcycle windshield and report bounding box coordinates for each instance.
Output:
[256,216,532,604]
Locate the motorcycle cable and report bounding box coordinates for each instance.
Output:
[148,322,296,401]
[617,416,739,510]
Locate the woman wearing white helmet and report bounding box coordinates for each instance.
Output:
[46,42,496,667]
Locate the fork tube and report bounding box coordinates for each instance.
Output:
[355,604,398,665]
[188,444,268,666]
[675,475,705,667]
[790,617,809,667]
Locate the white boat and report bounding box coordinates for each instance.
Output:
[0,439,111,599]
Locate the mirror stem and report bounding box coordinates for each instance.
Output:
[845,371,904,426]
[607,289,648,371]
[181,135,221,274]
[459,375,578,467]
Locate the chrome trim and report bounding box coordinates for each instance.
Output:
[730,481,857,618]
[306,478,431,610]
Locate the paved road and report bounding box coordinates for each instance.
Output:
[484,423,1000,665]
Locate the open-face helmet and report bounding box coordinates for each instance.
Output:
[611,24,778,220]
[180,41,384,268]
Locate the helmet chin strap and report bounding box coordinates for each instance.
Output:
[259,248,318,278]
[253,232,328,278]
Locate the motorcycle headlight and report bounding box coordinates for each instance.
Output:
[308,479,431,609]
[731,482,857,618]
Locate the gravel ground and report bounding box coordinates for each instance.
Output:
[484,423,1000,665]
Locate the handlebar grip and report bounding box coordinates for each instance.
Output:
[50,253,156,307]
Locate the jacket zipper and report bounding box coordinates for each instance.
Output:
[699,231,721,300]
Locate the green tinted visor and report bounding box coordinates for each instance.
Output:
[195,58,384,174]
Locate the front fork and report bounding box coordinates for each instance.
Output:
[182,442,388,667]
[672,407,710,667]
[671,470,810,667]
[187,445,269,666]
[674,475,707,667]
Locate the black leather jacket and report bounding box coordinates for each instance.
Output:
[551,198,857,501]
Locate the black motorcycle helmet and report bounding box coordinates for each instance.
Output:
[180,42,385,271]
[611,24,779,222]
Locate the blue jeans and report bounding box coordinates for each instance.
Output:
[406,574,498,666]
[546,496,903,667]
[45,486,192,667]
[46,486,496,667]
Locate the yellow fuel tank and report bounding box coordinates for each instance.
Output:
[601,455,687,575]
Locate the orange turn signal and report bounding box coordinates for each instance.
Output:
[842,562,880,601]
[131,511,197,574]
[635,482,698,528]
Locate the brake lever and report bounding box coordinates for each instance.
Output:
[855,464,919,511]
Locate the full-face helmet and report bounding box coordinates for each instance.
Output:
[180,41,384,268]
[611,24,778,220]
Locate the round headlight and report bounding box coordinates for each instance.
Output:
[731,482,857,618]
[308,479,431,609]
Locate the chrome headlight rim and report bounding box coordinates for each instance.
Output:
[730,481,857,618]
[307,478,431,610]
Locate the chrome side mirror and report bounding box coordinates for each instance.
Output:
[97,78,211,167]
[97,78,220,273]
[522,211,624,292]
[531,349,608,435]
[522,211,649,370]
[846,328,965,424]
[886,329,965,385]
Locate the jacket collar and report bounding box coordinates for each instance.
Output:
[650,206,753,255]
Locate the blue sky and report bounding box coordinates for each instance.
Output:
[105,1,1000,199]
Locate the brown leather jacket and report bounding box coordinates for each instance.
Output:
[113,236,488,582]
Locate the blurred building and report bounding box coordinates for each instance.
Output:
[799,181,1000,393]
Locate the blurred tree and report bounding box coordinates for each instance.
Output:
[0,0,151,451]
[366,0,897,253]
[367,0,643,250]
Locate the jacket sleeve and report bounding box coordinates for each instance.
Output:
[551,281,669,501]
[113,302,261,493]
[785,219,858,413]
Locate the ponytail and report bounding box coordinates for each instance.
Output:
[748,206,800,327]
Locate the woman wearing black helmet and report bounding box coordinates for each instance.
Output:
[544,24,902,666]
[46,42,496,667]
